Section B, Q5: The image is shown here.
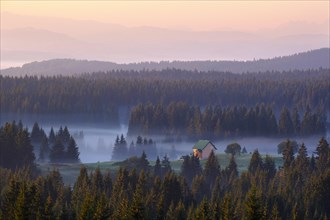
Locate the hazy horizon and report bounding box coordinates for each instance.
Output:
[1,1,329,69]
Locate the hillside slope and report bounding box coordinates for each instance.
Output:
[1,48,329,76]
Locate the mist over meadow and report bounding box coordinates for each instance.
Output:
[1,114,327,163]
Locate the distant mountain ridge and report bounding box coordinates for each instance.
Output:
[1,48,329,76]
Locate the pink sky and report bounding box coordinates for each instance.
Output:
[2,1,329,31]
[1,1,329,68]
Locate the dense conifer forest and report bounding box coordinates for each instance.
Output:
[0,125,329,219]
[1,69,329,128]
[0,68,329,219]
[128,102,326,138]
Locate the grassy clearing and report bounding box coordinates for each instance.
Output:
[38,153,283,185]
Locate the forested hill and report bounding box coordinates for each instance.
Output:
[1,48,329,76]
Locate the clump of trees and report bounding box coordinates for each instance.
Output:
[277,139,298,154]
[1,137,329,219]
[0,121,80,169]
[128,102,326,138]
[0,121,35,170]
[32,123,80,163]
[112,134,157,161]
[225,142,241,155]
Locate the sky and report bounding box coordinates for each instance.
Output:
[2,1,329,31]
[1,1,329,68]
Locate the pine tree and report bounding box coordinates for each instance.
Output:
[129,171,146,220]
[93,193,110,220]
[78,192,95,220]
[50,138,65,163]
[91,167,104,195]
[283,140,295,170]
[154,156,162,177]
[31,122,41,143]
[14,183,30,220]
[15,128,35,168]
[248,149,263,175]
[203,150,220,188]
[66,137,80,163]
[62,126,71,146]
[48,127,56,145]
[174,200,186,220]
[220,194,232,220]
[39,136,49,162]
[161,154,172,175]
[193,197,210,219]
[295,143,309,171]
[278,106,294,136]
[315,137,329,172]
[138,151,150,172]
[245,186,263,220]
[226,155,238,179]
[263,155,276,181]
[111,134,128,161]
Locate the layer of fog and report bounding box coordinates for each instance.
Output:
[23,124,329,163]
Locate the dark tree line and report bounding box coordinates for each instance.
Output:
[0,137,329,219]
[128,102,326,138]
[1,69,329,126]
[0,121,80,169]
[30,123,80,163]
[0,121,35,170]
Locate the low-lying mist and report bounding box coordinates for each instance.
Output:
[17,122,329,163]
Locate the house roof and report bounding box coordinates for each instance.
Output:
[193,140,217,150]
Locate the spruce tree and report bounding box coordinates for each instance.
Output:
[278,106,294,136]
[111,134,128,161]
[226,155,238,179]
[315,137,329,172]
[283,140,295,170]
[48,127,56,145]
[129,171,146,220]
[161,154,172,175]
[66,137,80,163]
[154,156,162,177]
[50,138,65,163]
[248,149,263,175]
[245,186,263,220]
[203,150,220,187]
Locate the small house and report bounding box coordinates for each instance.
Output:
[192,140,217,159]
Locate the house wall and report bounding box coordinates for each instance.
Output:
[201,143,215,159]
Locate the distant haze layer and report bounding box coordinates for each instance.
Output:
[1,3,329,69]
[1,48,329,76]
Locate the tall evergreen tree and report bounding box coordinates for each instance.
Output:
[50,138,65,163]
[315,137,329,172]
[278,106,294,136]
[203,150,220,188]
[245,186,264,220]
[161,155,172,176]
[291,107,301,135]
[226,155,239,179]
[111,134,128,161]
[48,127,56,145]
[248,149,263,175]
[154,156,162,177]
[283,140,295,170]
[66,137,80,163]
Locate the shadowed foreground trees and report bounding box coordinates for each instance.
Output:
[0,121,80,169]
[1,137,329,219]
